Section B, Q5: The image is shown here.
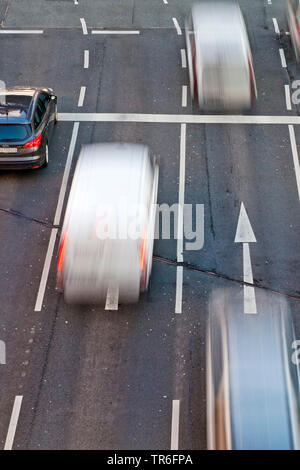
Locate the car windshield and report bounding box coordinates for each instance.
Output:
[0,124,31,142]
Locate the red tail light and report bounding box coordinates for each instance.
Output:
[140,233,147,271]
[22,134,42,149]
[57,232,67,272]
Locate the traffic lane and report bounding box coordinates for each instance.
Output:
[0,122,74,224]
[93,30,186,115]
[0,30,97,113]
[15,262,177,450]
[0,212,56,446]
[87,121,181,262]
[184,123,300,298]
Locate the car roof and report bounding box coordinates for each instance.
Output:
[0,87,50,124]
[192,2,248,63]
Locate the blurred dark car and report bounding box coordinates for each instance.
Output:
[207,288,300,449]
[0,86,57,169]
[286,0,300,61]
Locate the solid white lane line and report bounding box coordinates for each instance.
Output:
[105,282,119,310]
[4,396,23,450]
[78,86,86,107]
[163,0,168,4]
[171,400,180,450]
[285,85,292,110]
[84,50,89,68]
[175,266,183,314]
[177,124,186,263]
[80,18,88,35]
[279,48,287,68]
[0,30,43,34]
[288,125,300,200]
[58,113,300,125]
[54,122,79,226]
[34,228,58,312]
[182,86,187,107]
[91,30,140,35]
[273,18,280,35]
[181,49,187,68]
[172,18,182,35]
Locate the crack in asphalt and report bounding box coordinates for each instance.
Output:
[0,207,56,229]
[153,254,300,301]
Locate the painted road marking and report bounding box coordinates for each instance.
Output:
[171,400,180,450]
[288,125,300,200]
[0,30,43,34]
[181,49,187,68]
[58,113,300,125]
[285,84,292,111]
[235,202,257,314]
[273,18,280,35]
[78,86,86,107]
[80,18,88,35]
[84,50,89,68]
[4,396,23,450]
[105,282,119,310]
[182,86,187,107]
[92,30,140,35]
[34,228,58,312]
[175,266,183,314]
[54,122,79,226]
[172,18,182,35]
[279,48,287,68]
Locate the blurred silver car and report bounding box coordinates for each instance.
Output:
[286,0,300,61]
[185,1,257,110]
[57,143,159,306]
[207,288,300,449]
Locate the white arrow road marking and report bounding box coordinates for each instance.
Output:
[235,203,257,314]
[234,202,256,243]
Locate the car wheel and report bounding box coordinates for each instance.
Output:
[42,144,49,168]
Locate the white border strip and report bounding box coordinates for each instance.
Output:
[288,125,300,200]
[4,396,23,450]
[181,49,187,68]
[80,18,88,35]
[175,266,183,314]
[0,30,43,34]
[279,48,287,68]
[172,18,182,35]
[78,86,86,107]
[91,30,140,35]
[58,113,300,125]
[84,50,89,69]
[170,399,180,450]
[285,84,292,111]
[273,18,280,35]
[54,122,79,226]
[34,228,58,312]
[177,124,186,262]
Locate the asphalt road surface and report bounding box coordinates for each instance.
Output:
[0,0,299,450]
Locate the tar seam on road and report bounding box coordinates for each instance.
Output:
[0,208,56,228]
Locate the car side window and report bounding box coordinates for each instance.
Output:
[33,98,47,129]
[39,92,51,110]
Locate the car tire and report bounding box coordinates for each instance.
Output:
[42,144,49,168]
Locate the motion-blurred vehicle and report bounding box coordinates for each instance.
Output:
[0,86,57,169]
[57,143,159,306]
[207,288,300,450]
[286,0,300,61]
[185,1,257,110]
